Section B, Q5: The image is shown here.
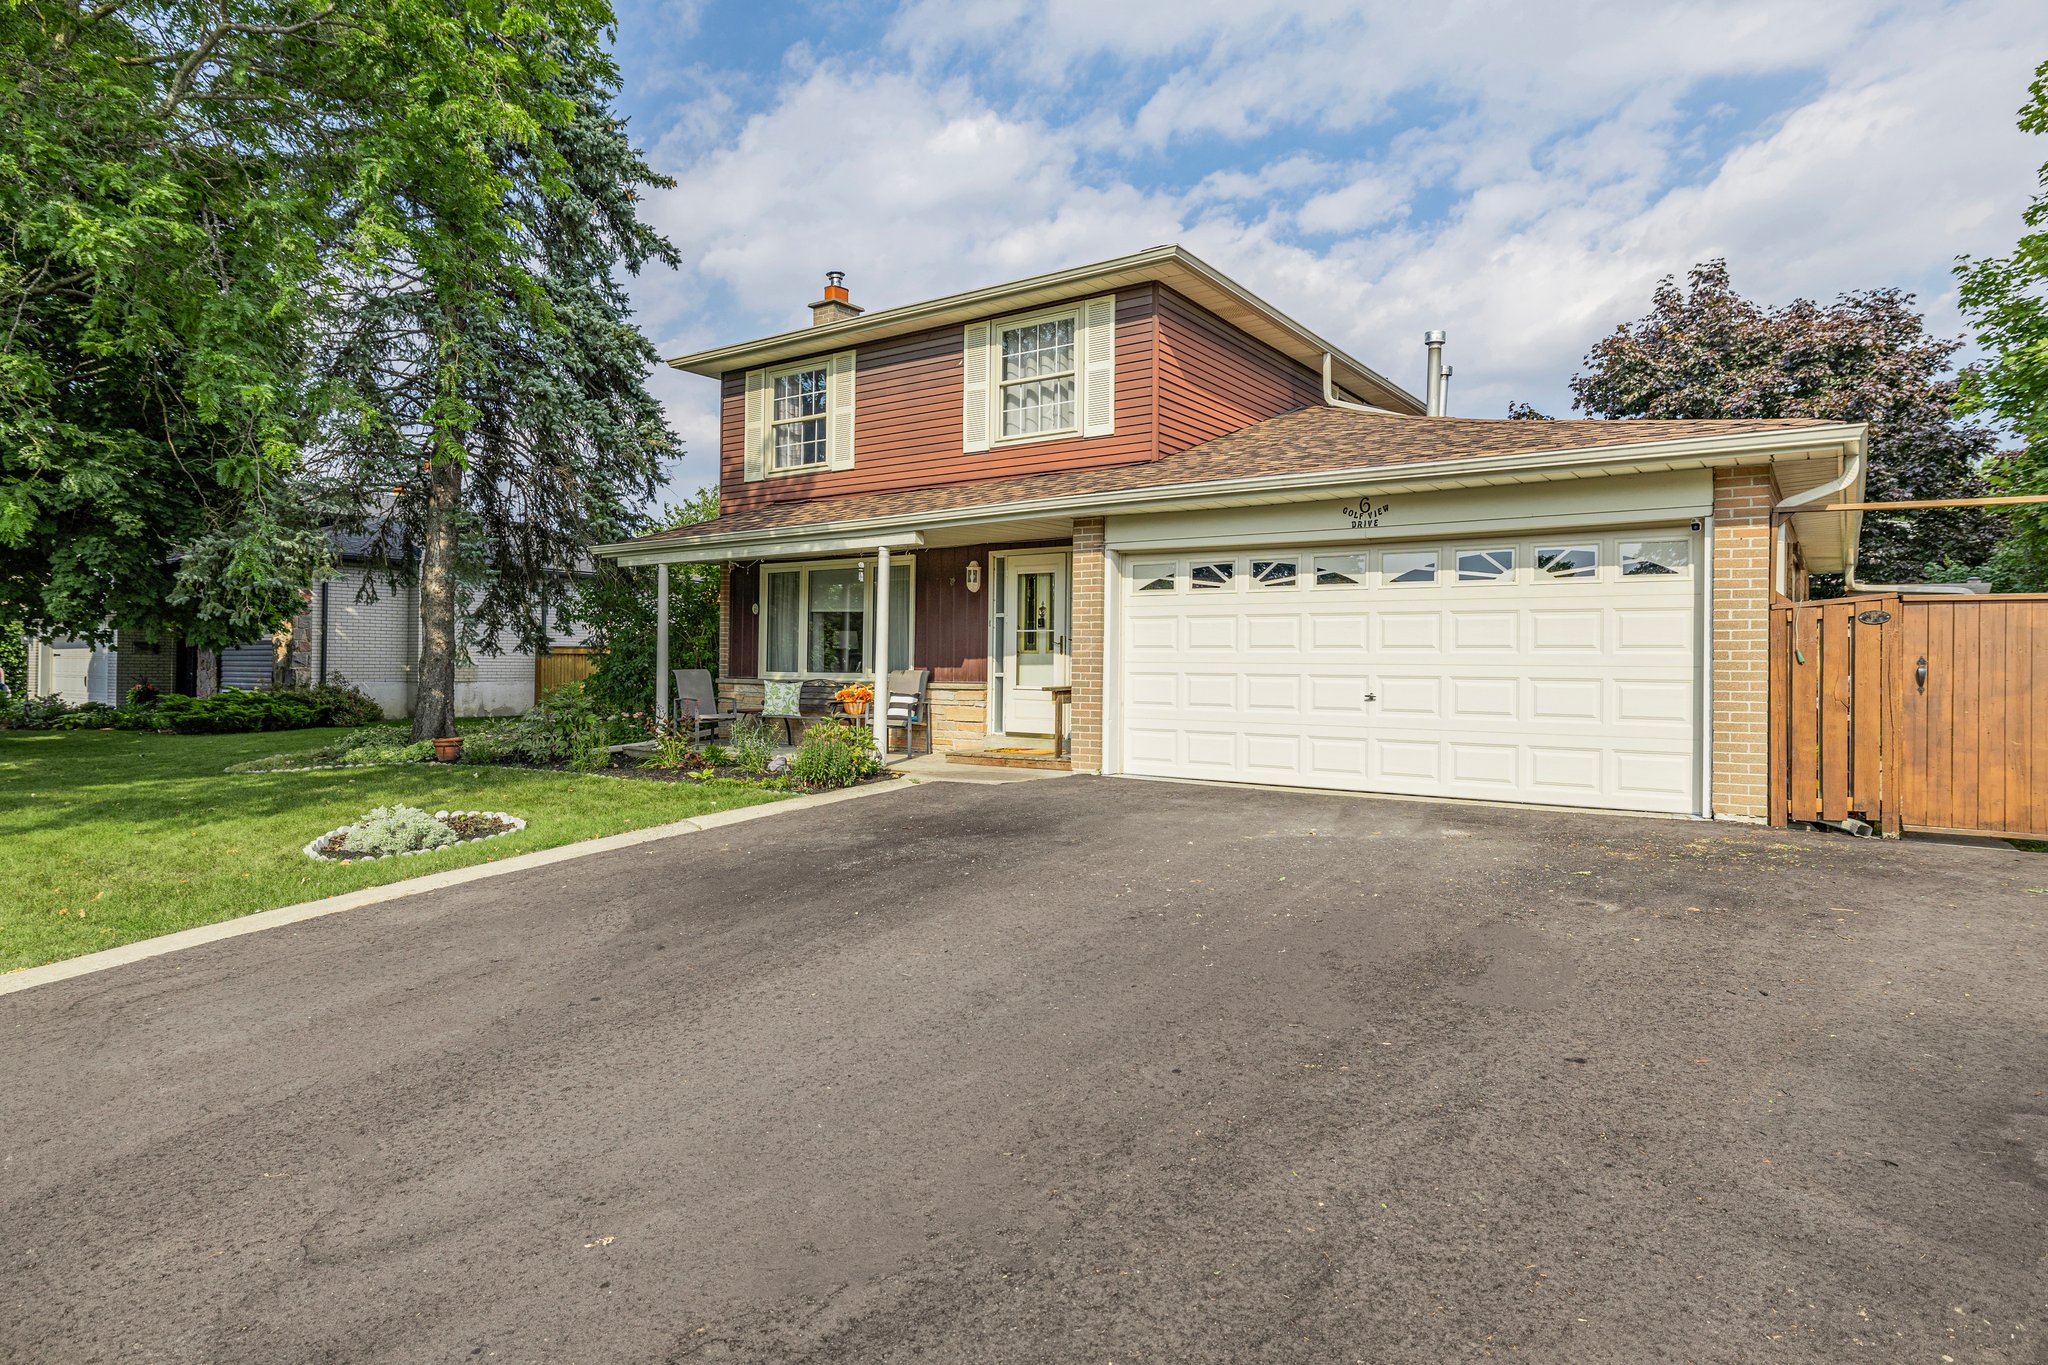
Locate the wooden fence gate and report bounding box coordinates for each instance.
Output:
[534,647,597,704]
[1771,593,2048,838]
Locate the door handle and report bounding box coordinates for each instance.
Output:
[1915,657,1928,693]
[1363,691,1378,702]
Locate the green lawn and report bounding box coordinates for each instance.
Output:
[0,727,791,972]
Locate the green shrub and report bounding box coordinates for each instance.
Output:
[730,715,773,774]
[700,742,734,768]
[3,693,70,729]
[333,805,459,858]
[299,676,385,727]
[51,702,117,729]
[788,718,880,789]
[642,722,697,770]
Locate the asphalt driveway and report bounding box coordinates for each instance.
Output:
[3,776,2045,1363]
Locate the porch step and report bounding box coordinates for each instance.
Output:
[945,747,1072,771]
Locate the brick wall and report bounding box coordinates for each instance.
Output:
[1711,466,1777,821]
[1069,518,1106,773]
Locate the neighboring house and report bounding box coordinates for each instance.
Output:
[24,634,272,707]
[596,246,1866,822]
[275,531,591,719]
[25,531,590,718]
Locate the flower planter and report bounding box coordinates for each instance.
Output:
[431,736,464,763]
[843,701,869,717]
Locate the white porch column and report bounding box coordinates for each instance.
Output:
[654,562,670,725]
[872,546,891,753]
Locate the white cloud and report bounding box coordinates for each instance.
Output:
[621,0,2046,494]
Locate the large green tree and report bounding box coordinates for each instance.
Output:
[305,27,678,739]
[0,1,342,647]
[1956,58,2048,591]
[1567,260,2000,586]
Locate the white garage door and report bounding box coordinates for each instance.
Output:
[1117,529,1701,813]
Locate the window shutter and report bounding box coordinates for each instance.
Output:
[827,350,856,470]
[1080,293,1116,437]
[743,368,768,482]
[962,321,992,452]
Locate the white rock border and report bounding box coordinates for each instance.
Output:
[304,810,527,863]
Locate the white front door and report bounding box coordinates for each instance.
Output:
[1116,530,1701,813]
[1001,553,1069,736]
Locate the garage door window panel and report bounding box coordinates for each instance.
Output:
[1458,547,1516,583]
[1251,558,1299,589]
[1190,561,1237,590]
[1621,539,1691,577]
[1536,545,1598,580]
[1134,562,1178,593]
[1313,554,1368,587]
[1384,550,1437,585]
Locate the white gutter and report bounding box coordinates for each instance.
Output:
[599,424,1866,564]
[1772,446,1975,595]
[1320,354,1395,413]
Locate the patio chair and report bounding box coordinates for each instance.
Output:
[884,668,932,757]
[762,679,840,744]
[671,668,738,744]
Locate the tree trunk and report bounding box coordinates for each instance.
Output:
[194,649,219,699]
[410,453,462,741]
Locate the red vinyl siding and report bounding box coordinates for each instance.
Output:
[720,288,1162,511]
[1153,285,1324,454]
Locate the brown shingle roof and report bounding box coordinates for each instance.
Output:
[631,407,1840,546]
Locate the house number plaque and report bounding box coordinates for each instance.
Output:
[1342,496,1390,529]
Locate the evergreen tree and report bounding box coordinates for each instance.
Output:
[309,33,678,738]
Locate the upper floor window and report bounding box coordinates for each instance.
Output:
[742,350,855,483]
[962,294,1116,453]
[1000,316,1077,438]
[771,365,829,470]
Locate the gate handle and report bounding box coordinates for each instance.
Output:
[1915,657,1928,693]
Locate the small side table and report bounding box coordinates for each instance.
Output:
[1047,686,1073,759]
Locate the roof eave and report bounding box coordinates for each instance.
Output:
[595,424,1866,565]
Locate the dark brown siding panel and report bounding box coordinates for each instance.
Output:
[727,562,759,677]
[914,546,990,684]
[1153,286,1324,455]
[719,287,1161,512]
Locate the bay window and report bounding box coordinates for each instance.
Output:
[759,559,914,678]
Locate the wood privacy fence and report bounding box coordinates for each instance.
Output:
[533,647,597,704]
[1770,593,2048,838]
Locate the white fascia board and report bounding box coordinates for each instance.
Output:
[602,529,926,567]
[594,425,1864,564]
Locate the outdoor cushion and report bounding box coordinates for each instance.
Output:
[886,692,919,718]
[763,680,801,715]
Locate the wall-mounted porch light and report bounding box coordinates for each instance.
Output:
[965,562,982,593]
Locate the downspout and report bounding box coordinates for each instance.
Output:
[318,580,330,685]
[1772,446,1976,596]
[1320,354,1395,413]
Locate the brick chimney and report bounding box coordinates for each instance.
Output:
[809,270,863,326]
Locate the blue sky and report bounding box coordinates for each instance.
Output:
[605,0,2046,499]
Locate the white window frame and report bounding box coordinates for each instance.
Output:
[1534,543,1600,583]
[765,359,832,476]
[1455,545,1518,584]
[756,557,917,680]
[990,303,1082,445]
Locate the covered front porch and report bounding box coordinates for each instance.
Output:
[618,511,1100,765]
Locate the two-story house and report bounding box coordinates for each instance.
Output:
[597,246,1864,822]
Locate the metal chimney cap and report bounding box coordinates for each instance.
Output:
[1423,329,1447,345]
[826,270,846,288]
